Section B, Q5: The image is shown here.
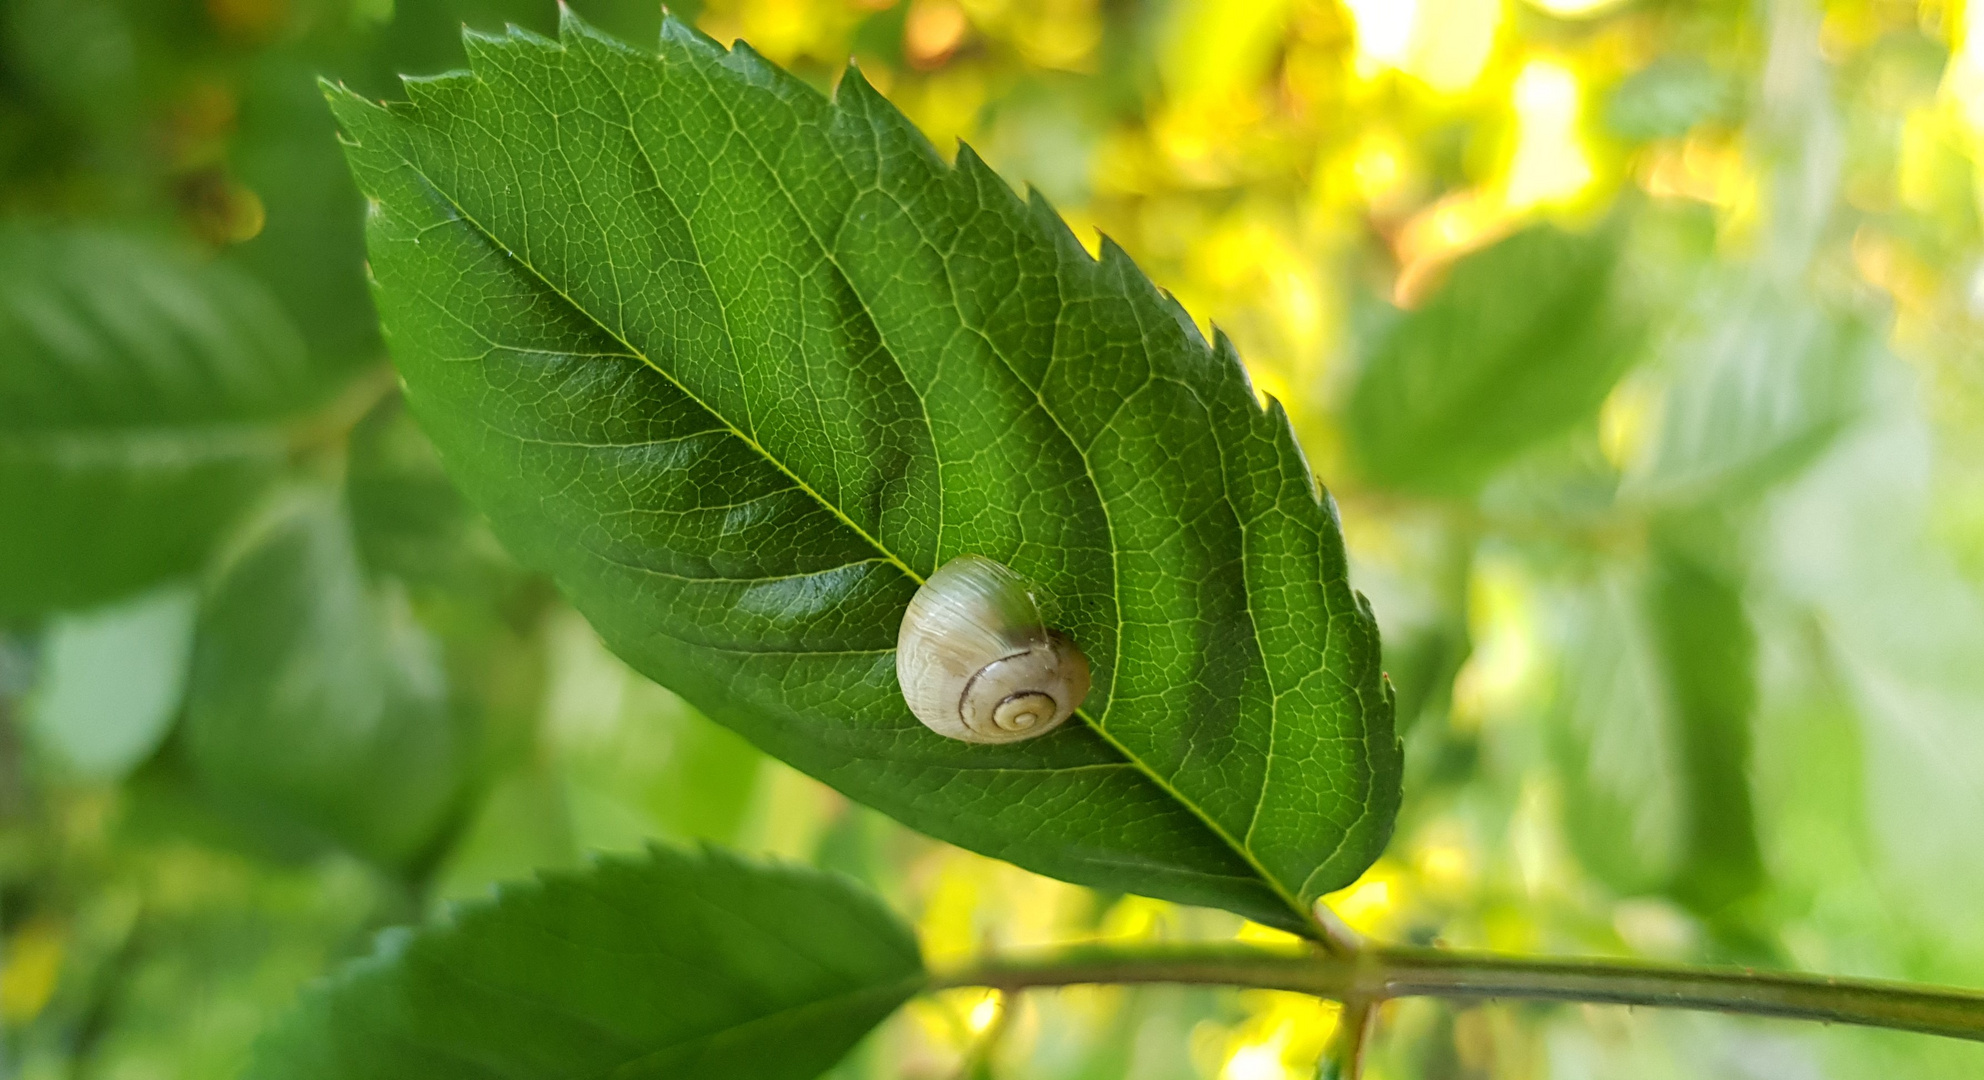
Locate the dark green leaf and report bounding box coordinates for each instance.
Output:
[327,14,1397,932]
[246,845,924,1080]
[1346,224,1644,497]
[1643,531,1764,917]
[184,485,466,867]
[0,224,309,615]
[346,392,474,582]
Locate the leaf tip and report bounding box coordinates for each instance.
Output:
[835,60,882,106]
[660,9,719,50]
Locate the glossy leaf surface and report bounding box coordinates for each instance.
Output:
[246,845,923,1080]
[328,14,1396,931]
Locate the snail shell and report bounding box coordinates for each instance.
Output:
[896,555,1091,744]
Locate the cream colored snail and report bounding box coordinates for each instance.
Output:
[896,555,1091,744]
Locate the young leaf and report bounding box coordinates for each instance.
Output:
[0,225,309,615]
[245,845,925,1080]
[327,13,1397,932]
[1346,224,1644,496]
[184,485,466,868]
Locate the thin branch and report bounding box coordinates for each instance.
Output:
[932,942,1984,1044]
[286,362,399,457]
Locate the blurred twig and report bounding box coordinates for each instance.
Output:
[285,363,400,459]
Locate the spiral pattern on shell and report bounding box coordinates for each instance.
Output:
[896,555,1091,744]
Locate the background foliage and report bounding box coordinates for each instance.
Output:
[3,0,1984,1078]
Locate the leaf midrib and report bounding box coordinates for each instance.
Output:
[368,90,1314,928]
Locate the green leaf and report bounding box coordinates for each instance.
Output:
[1345,224,1645,496]
[1604,56,1743,142]
[25,582,198,780]
[246,845,925,1080]
[346,392,475,582]
[327,13,1396,932]
[1549,570,1680,898]
[1547,536,1764,921]
[1643,531,1764,918]
[0,224,308,616]
[1623,283,1871,507]
[184,485,467,868]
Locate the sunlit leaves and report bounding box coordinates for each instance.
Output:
[246,845,924,1080]
[1346,224,1644,496]
[328,13,1397,931]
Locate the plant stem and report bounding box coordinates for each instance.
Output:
[1317,997,1374,1080]
[287,363,399,457]
[933,942,1984,1043]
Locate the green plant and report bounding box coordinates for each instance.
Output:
[200,12,1984,1078]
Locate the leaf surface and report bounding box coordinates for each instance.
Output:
[328,14,1396,930]
[0,225,309,615]
[246,845,923,1080]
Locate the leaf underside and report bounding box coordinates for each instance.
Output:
[329,12,1398,932]
[245,845,924,1079]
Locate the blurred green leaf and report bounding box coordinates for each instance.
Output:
[345,393,473,583]
[327,14,1397,933]
[1643,531,1764,920]
[1605,56,1744,142]
[227,49,384,381]
[430,764,580,904]
[10,850,387,1080]
[246,845,925,1080]
[1549,533,1765,926]
[0,224,310,615]
[25,582,196,780]
[1550,570,1681,898]
[1346,224,1645,496]
[1768,385,1984,966]
[539,608,766,855]
[1625,284,1872,507]
[184,485,466,869]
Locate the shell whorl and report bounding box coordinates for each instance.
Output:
[895,555,1091,744]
